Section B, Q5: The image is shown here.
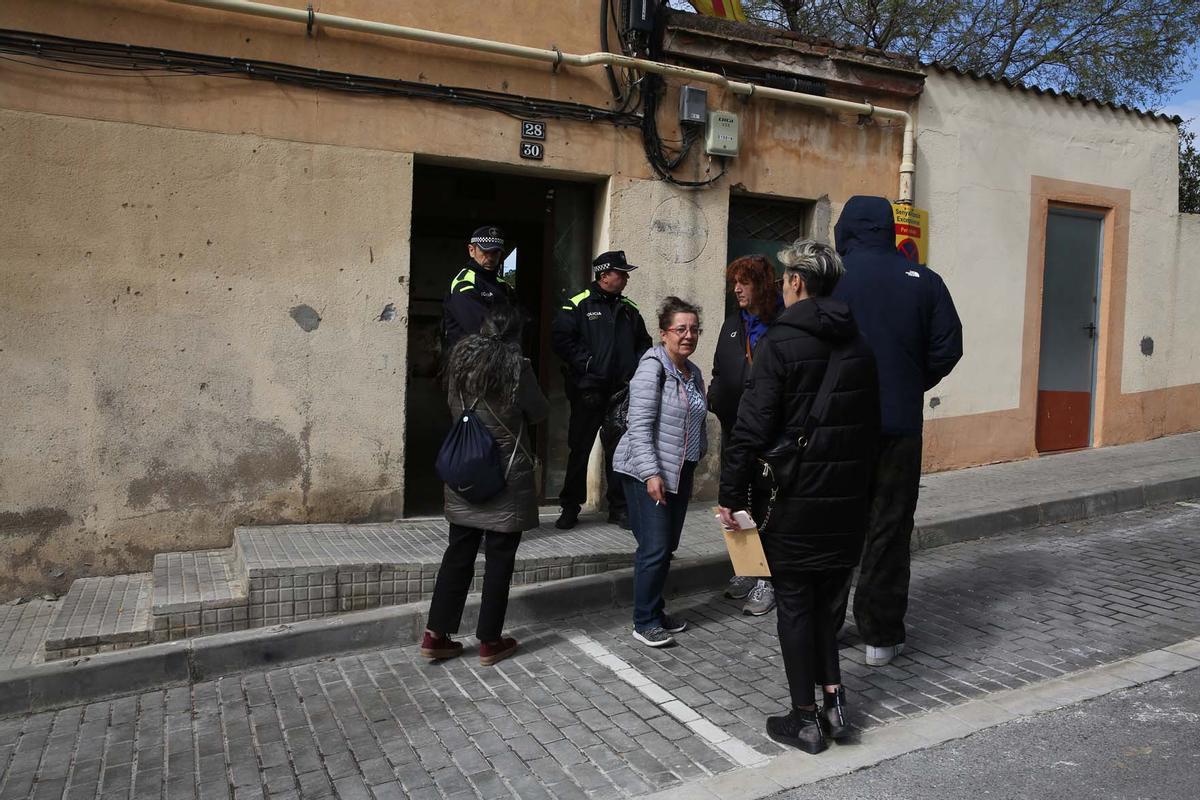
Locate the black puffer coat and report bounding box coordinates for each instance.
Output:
[718,297,880,573]
[708,312,754,433]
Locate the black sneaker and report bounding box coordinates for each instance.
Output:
[766,708,827,754]
[724,575,756,599]
[555,507,580,530]
[632,627,675,648]
[660,614,687,634]
[820,686,852,741]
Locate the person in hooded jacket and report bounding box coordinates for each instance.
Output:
[831,197,963,668]
[718,240,880,755]
[421,306,548,668]
[709,255,783,616]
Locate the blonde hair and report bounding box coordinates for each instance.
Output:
[777,240,844,297]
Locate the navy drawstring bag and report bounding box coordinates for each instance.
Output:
[435,397,515,504]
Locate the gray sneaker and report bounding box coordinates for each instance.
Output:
[724,575,756,600]
[742,579,776,616]
[661,614,687,634]
[632,626,675,648]
[865,643,905,666]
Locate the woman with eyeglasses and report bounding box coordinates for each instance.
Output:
[613,297,708,648]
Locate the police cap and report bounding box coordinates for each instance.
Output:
[469,225,505,252]
[592,250,639,274]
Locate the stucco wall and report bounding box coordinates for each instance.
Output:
[915,69,1189,422]
[600,176,733,497]
[0,109,412,597]
[1127,212,1200,393]
[0,0,914,591]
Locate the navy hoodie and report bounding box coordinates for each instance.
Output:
[832,196,963,436]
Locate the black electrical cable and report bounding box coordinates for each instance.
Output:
[0,27,733,185]
[599,0,622,101]
[635,9,726,188]
[0,29,643,128]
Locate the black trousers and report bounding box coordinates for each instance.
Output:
[834,433,923,646]
[559,386,625,514]
[774,568,851,709]
[426,524,522,642]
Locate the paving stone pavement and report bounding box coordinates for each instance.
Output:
[0,502,1197,799]
[0,601,56,671]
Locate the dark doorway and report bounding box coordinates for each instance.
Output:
[1036,208,1104,453]
[404,164,595,515]
[726,193,812,316]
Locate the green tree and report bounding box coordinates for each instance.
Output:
[676,1,1200,108]
[1181,122,1200,214]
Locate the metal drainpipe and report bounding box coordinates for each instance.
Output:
[167,0,916,202]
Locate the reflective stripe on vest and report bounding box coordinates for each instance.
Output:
[451,268,476,293]
[562,289,591,310]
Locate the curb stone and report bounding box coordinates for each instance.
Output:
[1,478,1197,717]
[0,556,731,716]
[637,635,1200,800]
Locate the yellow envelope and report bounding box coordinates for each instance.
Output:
[714,508,771,577]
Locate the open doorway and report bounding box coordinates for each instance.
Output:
[404,163,596,515]
[1035,207,1104,453]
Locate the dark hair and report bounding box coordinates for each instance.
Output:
[444,307,524,408]
[726,255,780,321]
[657,296,702,331]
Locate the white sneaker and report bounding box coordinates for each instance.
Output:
[865,643,905,666]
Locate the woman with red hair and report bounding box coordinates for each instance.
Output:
[709,255,783,615]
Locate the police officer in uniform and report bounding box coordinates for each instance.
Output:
[551,251,652,530]
[442,226,519,352]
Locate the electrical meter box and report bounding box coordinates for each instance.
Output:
[705,110,739,156]
[679,86,708,125]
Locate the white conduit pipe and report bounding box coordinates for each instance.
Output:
[168,0,916,202]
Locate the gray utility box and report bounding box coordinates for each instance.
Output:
[705,110,740,156]
[679,85,708,124]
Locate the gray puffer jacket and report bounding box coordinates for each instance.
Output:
[613,346,708,494]
[444,362,549,532]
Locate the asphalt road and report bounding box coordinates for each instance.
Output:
[772,667,1200,800]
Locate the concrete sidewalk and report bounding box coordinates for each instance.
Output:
[0,501,1197,799]
[0,431,1197,713]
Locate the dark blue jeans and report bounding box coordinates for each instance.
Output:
[623,462,697,632]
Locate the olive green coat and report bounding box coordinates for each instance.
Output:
[444,362,549,532]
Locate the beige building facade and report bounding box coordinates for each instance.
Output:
[1,0,1196,596]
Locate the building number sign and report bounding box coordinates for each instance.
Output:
[520,120,545,160]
